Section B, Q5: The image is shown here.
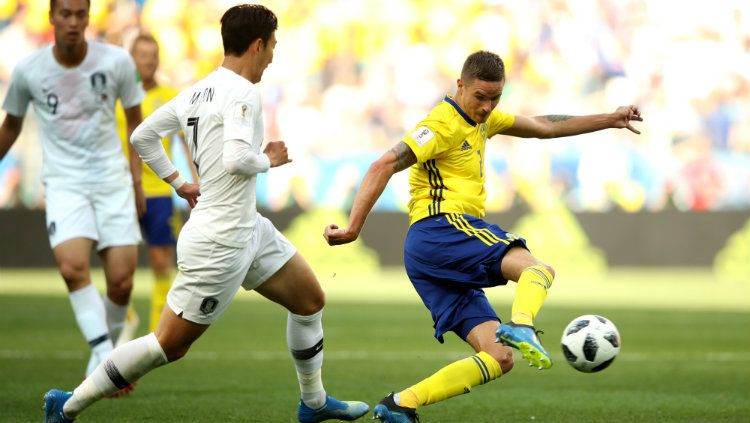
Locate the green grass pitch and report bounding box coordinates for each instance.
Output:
[1,268,748,422]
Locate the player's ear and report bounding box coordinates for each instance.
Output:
[251,38,264,53]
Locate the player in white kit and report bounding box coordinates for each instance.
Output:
[42,5,369,423]
[0,0,143,383]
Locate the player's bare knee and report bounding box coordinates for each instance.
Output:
[483,343,513,374]
[528,261,555,279]
[163,344,190,362]
[293,294,324,316]
[156,335,191,362]
[541,263,555,280]
[108,276,133,293]
[58,260,89,286]
[168,348,189,362]
[316,289,326,309]
[492,346,514,374]
[150,255,172,275]
[106,275,134,303]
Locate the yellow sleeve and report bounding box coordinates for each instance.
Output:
[486,110,515,137]
[402,119,461,163]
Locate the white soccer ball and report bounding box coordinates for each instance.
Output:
[560,314,621,373]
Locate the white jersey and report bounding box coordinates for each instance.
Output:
[2,41,144,185]
[133,67,266,248]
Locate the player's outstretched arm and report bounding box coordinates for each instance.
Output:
[501,105,643,139]
[324,141,417,246]
[0,114,24,161]
[223,139,290,177]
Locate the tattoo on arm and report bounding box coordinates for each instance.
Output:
[540,115,573,122]
[389,142,418,172]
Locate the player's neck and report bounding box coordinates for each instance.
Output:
[222,56,260,83]
[53,41,88,68]
[142,78,157,91]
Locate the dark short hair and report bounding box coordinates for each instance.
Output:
[50,0,90,12]
[460,51,505,83]
[131,33,158,54]
[220,4,278,56]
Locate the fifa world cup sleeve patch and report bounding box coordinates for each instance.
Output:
[233,101,252,126]
[410,126,435,146]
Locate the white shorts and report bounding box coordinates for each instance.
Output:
[168,214,297,324]
[44,181,141,251]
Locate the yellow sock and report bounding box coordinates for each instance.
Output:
[511,265,554,326]
[149,271,173,332]
[397,351,502,409]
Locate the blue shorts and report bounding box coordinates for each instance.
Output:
[139,196,178,247]
[404,213,527,343]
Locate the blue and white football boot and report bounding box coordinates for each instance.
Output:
[42,389,74,423]
[372,393,419,423]
[496,321,552,370]
[297,395,369,422]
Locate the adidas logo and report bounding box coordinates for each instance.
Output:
[460,140,471,151]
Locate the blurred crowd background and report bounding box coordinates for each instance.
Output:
[1,0,749,214]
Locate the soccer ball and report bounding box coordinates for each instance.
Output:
[560,314,621,373]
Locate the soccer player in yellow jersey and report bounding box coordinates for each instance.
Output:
[116,34,198,333]
[324,51,642,422]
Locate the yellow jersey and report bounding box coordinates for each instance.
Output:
[117,84,179,197]
[402,96,515,225]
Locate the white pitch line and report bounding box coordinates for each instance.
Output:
[1,349,749,362]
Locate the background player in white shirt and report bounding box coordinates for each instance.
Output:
[43,5,369,423]
[0,0,144,383]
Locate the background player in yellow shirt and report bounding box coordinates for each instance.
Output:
[117,33,198,333]
[324,51,642,422]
